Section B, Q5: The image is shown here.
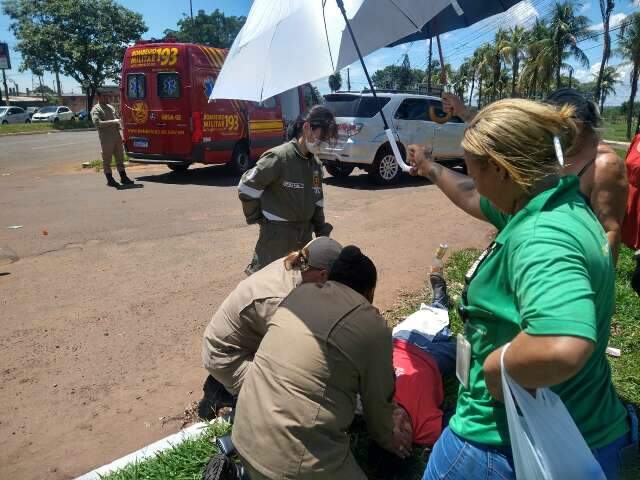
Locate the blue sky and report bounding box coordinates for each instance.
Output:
[1,0,638,104]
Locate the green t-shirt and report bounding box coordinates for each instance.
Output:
[449,175,628,449]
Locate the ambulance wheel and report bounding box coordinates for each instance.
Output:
[230,144,251,175]
[325,162,354,178]
[168,163,190,173]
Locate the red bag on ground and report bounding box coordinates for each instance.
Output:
[622,133,640,250]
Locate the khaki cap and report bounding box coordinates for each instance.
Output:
[304,237,343,270]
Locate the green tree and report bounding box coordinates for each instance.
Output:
[3,0,147,110]
[371,56,425,91]
[617,11,640,138]
[549,1,590,89]
[473,43,493,108]
[519,19,554,98]
[594,65,620,111]
[328,72,342,93]
[164,9,245,48]
[500,26,528,97]
[594,0,616,105]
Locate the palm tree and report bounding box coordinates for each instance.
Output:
[473,43,493,108]
[489,29,508,101]
[519,19,553,98]
[328,72,342,93]
[549,1,590,89]
[500,26,529,97]
[594,66,621,111]
[618,12,640,139]
[594,0,616,105]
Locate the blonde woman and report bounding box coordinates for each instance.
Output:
[408,99,633,480]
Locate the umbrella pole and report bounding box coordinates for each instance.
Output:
[335,0,411,171]
[335,0,390,131]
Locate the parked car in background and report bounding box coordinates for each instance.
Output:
[0,106,31,124]
[319,92,466,185]
[26,107,39,119]
[31,106,75,123]
[75,109,89,121]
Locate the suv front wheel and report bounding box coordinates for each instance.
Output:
[369,145,401,185]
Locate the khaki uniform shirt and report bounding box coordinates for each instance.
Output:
[202,258,302,394]
[232,281,396,479]
[238,141,329,235]
[91,102,121,142]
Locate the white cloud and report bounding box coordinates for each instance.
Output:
[589,12,628,31]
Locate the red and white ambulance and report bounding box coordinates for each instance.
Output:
[120,40,321,173]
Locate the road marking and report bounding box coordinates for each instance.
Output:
[32,142,78,150]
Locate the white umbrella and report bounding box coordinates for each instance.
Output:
[210,0,453,103]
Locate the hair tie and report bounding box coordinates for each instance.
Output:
[553,135,564,167]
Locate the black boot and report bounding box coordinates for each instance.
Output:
[197,375,236,420]
[105,173,120,188]
[202,453,243,480]
[429,272,450,309]
[119,170,134,185]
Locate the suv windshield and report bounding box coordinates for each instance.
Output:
[324,94,390,118]
[39,107,57,113]
[0,107,7,114]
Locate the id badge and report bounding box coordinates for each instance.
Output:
[456,334,471,389]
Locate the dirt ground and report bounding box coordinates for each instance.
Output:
[0,137,492,479]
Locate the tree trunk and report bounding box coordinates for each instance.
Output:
[427,38,433,94]
[477,76,483,109]
[511,55,518,97]
[555,41,562,89]
[595,12,612,104]
[468,71,476,107]
[600,93,606,113]
[55,71,62,99]
[627,62,639,140]
[531,68,538,99]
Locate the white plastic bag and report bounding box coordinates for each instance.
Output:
[392,303,449,338]
[500,343,606,480]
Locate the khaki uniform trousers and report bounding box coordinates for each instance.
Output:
[100,134,125,174]
[246,221,313,275]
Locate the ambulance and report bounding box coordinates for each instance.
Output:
[121,40,321,173]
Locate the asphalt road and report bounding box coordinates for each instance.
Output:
[0,131,491,480]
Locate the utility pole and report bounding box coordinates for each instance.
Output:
[426,37,433,95]
[38,75,45,103]
[347,67,351,91]
[190,0,195,43]
[1,69,9,106]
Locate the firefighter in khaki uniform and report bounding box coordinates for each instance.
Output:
[232,247,412,479]
[198,236,343,419]
[238,105,337,275]
[91,89,134,188]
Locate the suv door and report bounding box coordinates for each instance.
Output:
[427,98,465,158]
[59,107,72,121]
[393,98,435,150]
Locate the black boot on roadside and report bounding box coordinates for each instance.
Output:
[119,170,134,185]
[429,272,450,309]
[105,173,120,188]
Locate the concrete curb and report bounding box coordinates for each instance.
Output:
[0,127,96,137]
[74,421,209,480]
[603,139,631,150]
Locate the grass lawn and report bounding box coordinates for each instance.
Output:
[99,247,639,480]
[602,119,634,143]
[0,119,94,134]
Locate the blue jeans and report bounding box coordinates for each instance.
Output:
[392,326,456,376]
[424,422,637,480]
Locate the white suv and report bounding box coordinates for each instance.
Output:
[31,106,75,123]
[320,93,466,185]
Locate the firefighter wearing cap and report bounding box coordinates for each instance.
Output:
[238,105,337,275]
[91,89,133,188]
[199,236,343,418]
